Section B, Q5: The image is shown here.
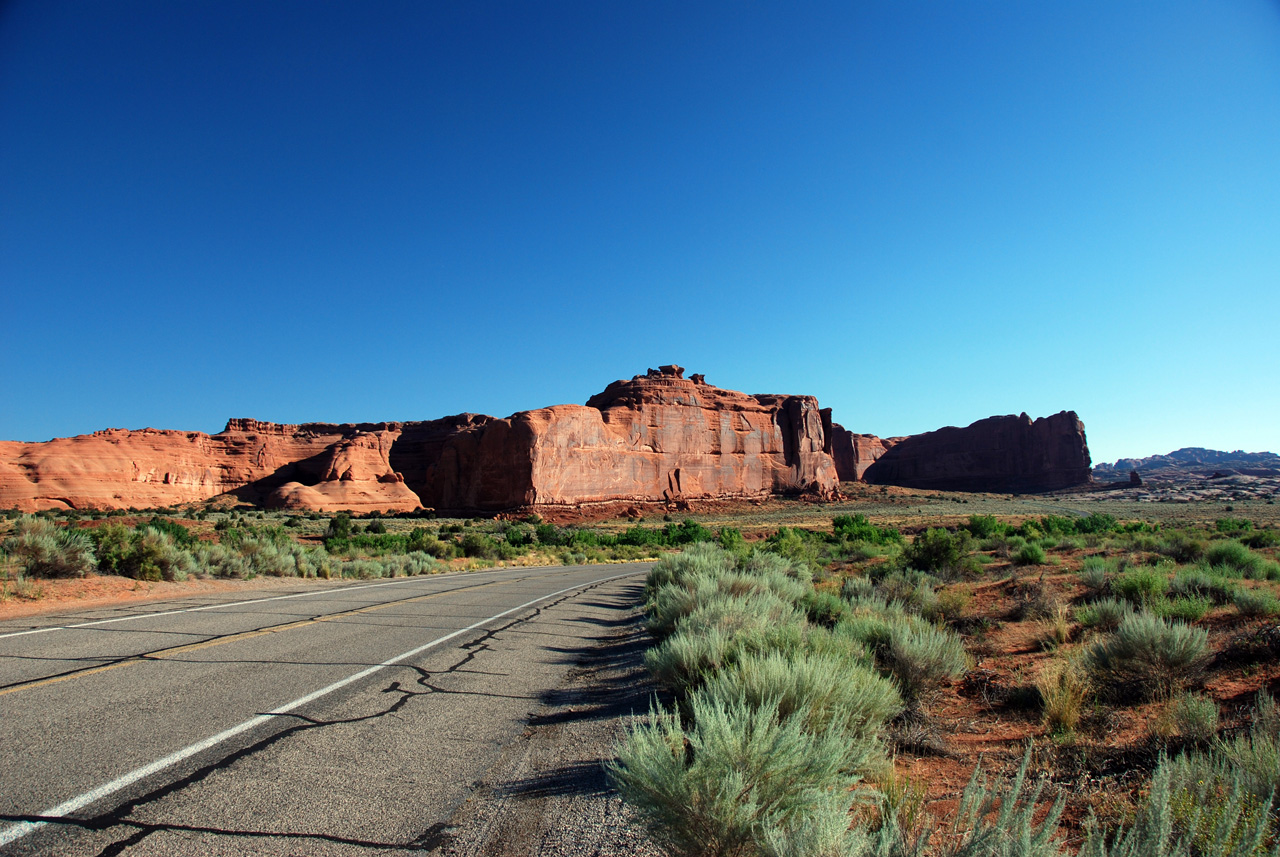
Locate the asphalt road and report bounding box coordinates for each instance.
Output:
[0,563,651,856]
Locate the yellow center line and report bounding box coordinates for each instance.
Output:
[0,575,532,698]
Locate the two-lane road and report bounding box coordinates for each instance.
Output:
[0,563,650,855]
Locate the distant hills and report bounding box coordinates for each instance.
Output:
[1094,447,1280,481]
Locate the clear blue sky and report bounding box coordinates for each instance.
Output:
[2,1,1278,465]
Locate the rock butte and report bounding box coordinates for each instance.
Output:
[0,368,1093,513]
[860,411,1092,494]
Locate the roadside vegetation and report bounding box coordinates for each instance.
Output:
[605,509,1280,856]
[4,500,1280,856]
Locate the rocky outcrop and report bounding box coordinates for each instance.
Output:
[824,418,901,482]
[410,366,839,512]
[861,411,1092,493]
[0,421,422,514]
[0,367,840,513]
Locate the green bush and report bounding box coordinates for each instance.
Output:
[1205,540,1265,577]
[1233,587,1280,618]
[1113,567,1169,606]
[1078,556,1114,595]
[1076,513,1120,535]
[645,595,805,696]
[965,514,1005,539]
[1151,596,1212,623]
[700,649,902,746]
[460,531,499,559]
[2,517,96,578]
[1086,613,1210,701]
[832,514,902,546]
[1075,598,1131,632]
[1015,543,1047,566]
[1171,692,1218,742]
[1159,532,1205,564]
[901,527,974,578]
[884,621,969,703]
[608,695,872,857]
[325,512,352,539]
[1242,529,1279,549]
[1169,568,1237,605]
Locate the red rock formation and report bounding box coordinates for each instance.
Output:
[0,422,421,514]
[861,411,1092,493]
[0,367,841,513]
[824,417,901,482]
[410,366,839,512]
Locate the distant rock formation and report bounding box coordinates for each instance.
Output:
[0,367,839,513]
[861,411,1092,493]
[824,418,901,482]
[1093,448,1280,481]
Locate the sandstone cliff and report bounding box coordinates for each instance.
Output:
[861,411,1092,493]
[824,417,902,482]
[0,367,840,513]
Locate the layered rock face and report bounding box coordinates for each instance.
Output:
[0,367,840,513]
[0,421,422,514]
[824,418,901,482]
[406,366,839,512]
[861,411,1092,493]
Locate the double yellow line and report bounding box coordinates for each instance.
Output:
[0,577,518,698]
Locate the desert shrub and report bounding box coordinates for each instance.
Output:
[832,514,903,546]
[718,527,746,555]
[193,543,254,579]
[901,527,974,578]
[1204,540,1265,577]
[1015,543,1047,566]
[1169,568,1237,605]
[884,621,969,703]
[1081,754,1276,857]
[948,747,1068,857]
[1171,692,1219,742]
[1075,598,1131,633]
[765,527,825,572]
[608,696,872,857]
[645,595,805,695]
[799,589,847,628]
[325,512,352,539]
[1152,596,1213,623]
[700,649,902,746]
[1076,513,1120,535]
[499,523,531,548]
[1037,606,1074,650]
[1159,532,1205,564]
[877,570,939,616]
[459,531,499,559]
[142,516,197,546]
[1078,556,1114,596]
[2,517,96,578]
[1234,587,1280,618]
[1113,567,1169,607]
[1038,658,1089,734]
[91,522,134,575]
[1242,529,1280,550]
[645,542,738,598]
[1086,613,1209,701]
[124,528,196,581]
[965,514,1005,539]
[841,576,876,603]
[1216,517,1254,534]
[936,586,972,623]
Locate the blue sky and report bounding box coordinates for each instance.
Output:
[2,1,1277,465]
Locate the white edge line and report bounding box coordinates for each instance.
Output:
[0,568,643,848]
[0,563,580,641]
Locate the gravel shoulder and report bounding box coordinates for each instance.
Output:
[438,592,663,857]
